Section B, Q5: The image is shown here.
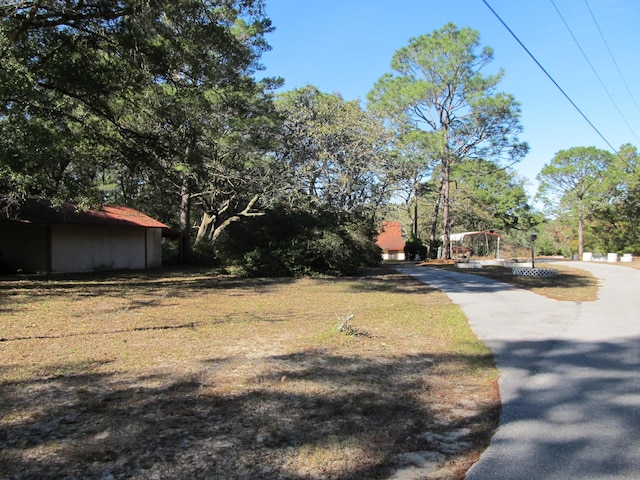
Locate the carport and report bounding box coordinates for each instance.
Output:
[448,230,501,258]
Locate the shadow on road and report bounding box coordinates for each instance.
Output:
[467,335,640,480]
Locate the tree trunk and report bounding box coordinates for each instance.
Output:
[578,196,584,257]
[428,178,444,243]
[210,194,264,242]
[413,195,419,238]
[195,211,215,245]
[179,177,191,258]
[442,157,452,259]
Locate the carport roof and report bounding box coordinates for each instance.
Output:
[449,231,500,242]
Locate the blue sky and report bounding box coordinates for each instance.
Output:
[257,0,640,196]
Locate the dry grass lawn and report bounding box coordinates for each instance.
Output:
[0,267,500,480]
[421,262,600,302]
[615,257,640,270]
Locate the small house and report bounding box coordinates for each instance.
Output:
[376,221,406,260]
[0,200,168,274]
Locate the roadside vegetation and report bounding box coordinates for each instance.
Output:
[420,262,599,302]
[0,267,500,479]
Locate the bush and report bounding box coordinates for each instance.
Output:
[161,237,182,265]
[188,240,219,267]
[404,237,428,261]
[215,207,381,277]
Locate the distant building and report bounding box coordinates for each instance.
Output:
[447,230,501,258]
[376,221,406,260]
[0,200,168,274]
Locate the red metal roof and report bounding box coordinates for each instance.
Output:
[376,221,405,251]
[87,205,168,228]
[2,200,168,228]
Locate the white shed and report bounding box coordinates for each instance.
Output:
[0,201,168,274]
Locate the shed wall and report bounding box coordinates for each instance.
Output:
[146,228,163,268]
[51,225,146,273]
[381,250,406,261]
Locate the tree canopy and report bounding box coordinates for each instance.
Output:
[451,158,535,232]
[537,146,614,256]
[596,144,640,253]
[273,85,394,226]
[2,10,555,272]
[368,23,528,258]
[0,0,280,244]
[535,144,640,256]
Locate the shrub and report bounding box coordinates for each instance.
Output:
[404,237,428,261]
[188,240,219,266]
[215,207,380,277]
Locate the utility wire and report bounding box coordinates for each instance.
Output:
[481,0,618,155]
[550,0,639,143]
[584,0,640,118]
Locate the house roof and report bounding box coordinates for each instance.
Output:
[1,200,168,228]
[376,221,405,250]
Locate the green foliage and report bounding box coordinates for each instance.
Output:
[536,146,615,255]
[535,230,572,257]
[368,23,528,257]
[589,144,640,254]
[215,207,381,277]
[403,237,428,261]
[536,146,614,215]
[161,237,182,266]
[1,0,279,241]
[189,240,220,267]
[273,85,394,223]
[425,238,443,259]
[451,158,537,232]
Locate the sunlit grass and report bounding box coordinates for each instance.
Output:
[423,263,599,301]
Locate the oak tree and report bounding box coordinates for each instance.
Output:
[1,0,280,256]
[274,85,394,230]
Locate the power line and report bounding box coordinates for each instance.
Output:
[550,0,639,143]
[584,0,640,118]
[481,0,618,155]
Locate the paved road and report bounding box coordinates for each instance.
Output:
[397,261,640,480]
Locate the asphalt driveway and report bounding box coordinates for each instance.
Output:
[398,261,640,480]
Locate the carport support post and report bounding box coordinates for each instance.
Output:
[530,233,537,268]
